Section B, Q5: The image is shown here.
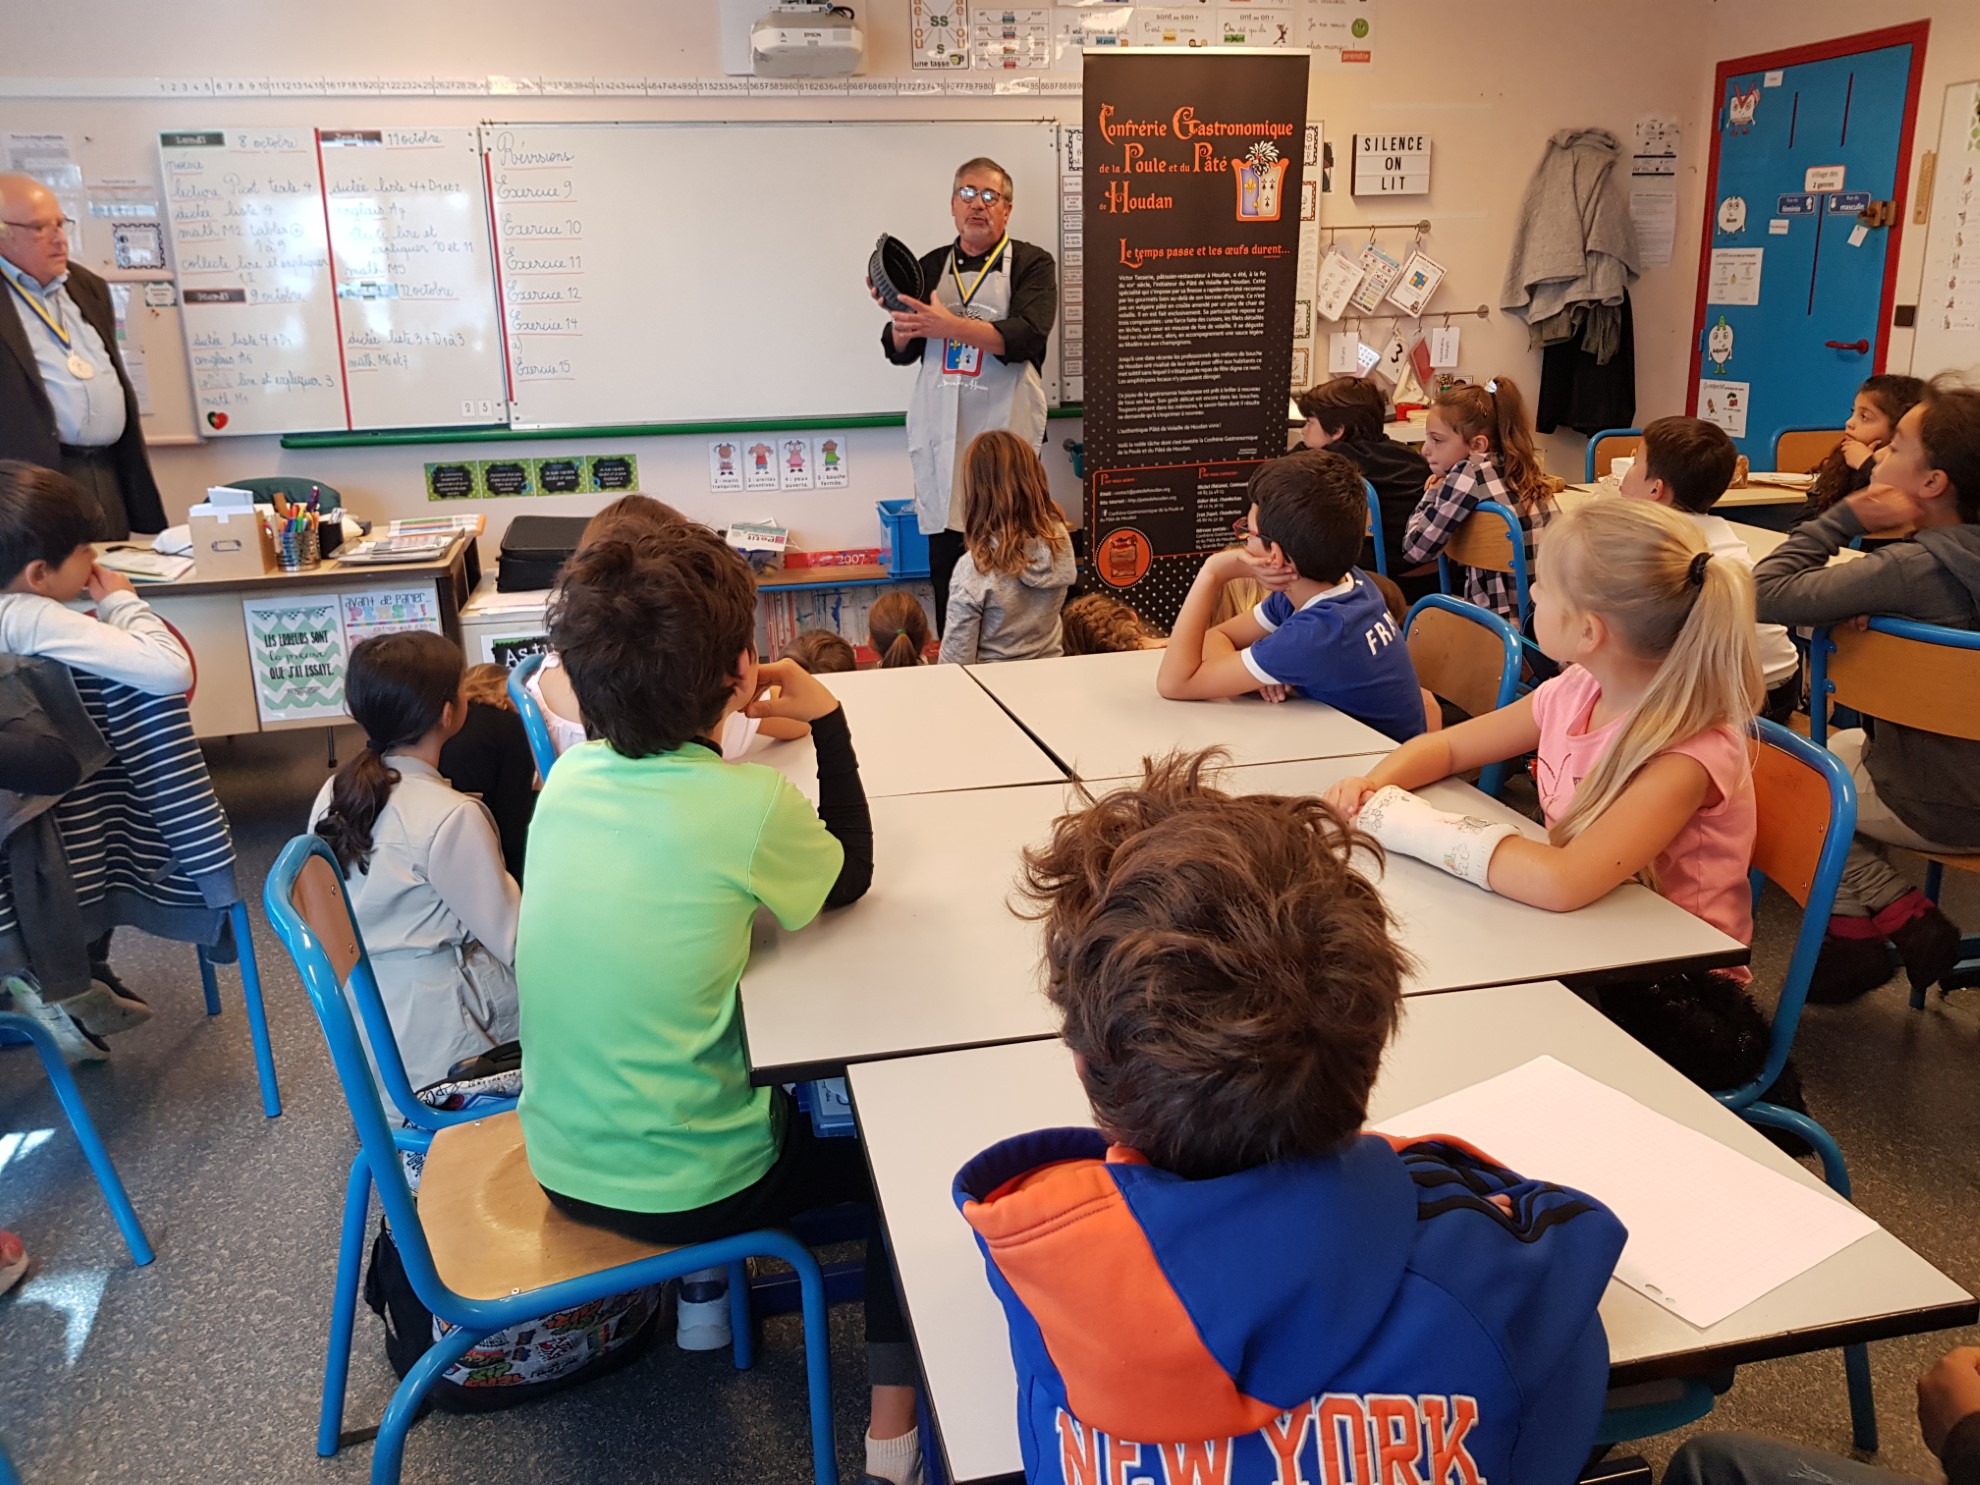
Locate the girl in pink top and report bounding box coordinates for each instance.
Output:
[1325,499,1760,942]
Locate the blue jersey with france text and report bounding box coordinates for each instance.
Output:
[1241,573,1425,742]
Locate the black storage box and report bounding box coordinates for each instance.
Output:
[497,515,590,593]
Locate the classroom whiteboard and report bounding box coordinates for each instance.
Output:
[318,127,507,428]
[1911,80,1980,382]
[483,119,1062,428]
[156,124,503,434]
[159,127,346,435]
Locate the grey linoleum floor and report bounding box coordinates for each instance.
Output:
[3,727,1978,1484]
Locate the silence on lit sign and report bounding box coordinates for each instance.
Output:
[1351,132,1431,196]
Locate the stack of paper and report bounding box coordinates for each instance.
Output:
[1382,1056,1878,1328]
[96,547,193,582]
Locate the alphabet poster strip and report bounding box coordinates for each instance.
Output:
[1081,48,1311,627]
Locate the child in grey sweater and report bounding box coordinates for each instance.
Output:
[939,430,1076,664]
[1753,380,1980,1003]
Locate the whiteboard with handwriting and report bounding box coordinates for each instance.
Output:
[157,124,503,434]
[318,126,506,428]
[483,119,1061,428]
[159,127,346,435]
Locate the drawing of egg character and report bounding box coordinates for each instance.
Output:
[1717,195,1748,234]
[1707,314,1735,372]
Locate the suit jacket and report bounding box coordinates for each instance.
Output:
[0,262,166,535]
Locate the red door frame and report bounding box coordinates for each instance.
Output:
[1686,21,1931,413]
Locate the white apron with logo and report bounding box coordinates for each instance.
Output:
[905,240,1049,537]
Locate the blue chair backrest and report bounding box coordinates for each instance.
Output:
[1403,595,1521,795]
[1362,479,1388,576]
[1807,617,1980,748]
[262,833,484,1134]
[1731,720,1857,1112]
[507,651,560,779]
[1435,498,1533,628]
[263,835,457,1300]
[1585,428,1643,483]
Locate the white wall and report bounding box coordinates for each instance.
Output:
[9,0,1959,561]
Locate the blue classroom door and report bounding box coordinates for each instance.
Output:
[1690,27,1927,463]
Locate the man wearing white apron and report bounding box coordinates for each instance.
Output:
[877,158,1057,633]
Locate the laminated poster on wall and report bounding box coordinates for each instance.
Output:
[816,434,850,488]
[1384,249,1445,316]
[780,437,816,490]
[709,439,744,493]
[1307,0,1377,67]
[743,440,781,492]
[1327,329,1361,374]
[1428,325,1461,368]
[1707,248,1764,306]
[909,0,969,70]
[1314,249,1366,321]
[242,594,349,725]
[1349,243,1401,313]
[1698,378,1750,440]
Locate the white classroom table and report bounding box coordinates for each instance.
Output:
[760,663,1066,803]
[739,757,1742,1081]
[851,981,1977,1485]
[963,648,1397,782]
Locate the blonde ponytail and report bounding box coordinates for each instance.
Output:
[1541,501,1761,862]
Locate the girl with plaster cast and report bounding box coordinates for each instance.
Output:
[1325,499,1759,945]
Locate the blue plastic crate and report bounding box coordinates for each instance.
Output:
[794,1077,856,1138]
[877,499,930,579]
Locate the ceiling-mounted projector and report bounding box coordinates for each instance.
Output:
[752,1,865,78]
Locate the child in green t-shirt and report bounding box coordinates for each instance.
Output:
[515,521,921,1485]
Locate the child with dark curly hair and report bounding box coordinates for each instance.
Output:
[954,750,1626,1485]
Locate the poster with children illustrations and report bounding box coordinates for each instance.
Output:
[744,440,779,492]
[815,435,850,488]
[1698,378,1750,439]
[780,437,815,490]
[708,439,743,492]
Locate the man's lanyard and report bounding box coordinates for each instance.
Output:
[948,236,1010,313]
[3,273,73,350]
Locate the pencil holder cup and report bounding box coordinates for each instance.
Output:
[275,526,320,572]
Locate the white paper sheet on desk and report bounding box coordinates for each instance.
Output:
[1381,1055,1877,1329]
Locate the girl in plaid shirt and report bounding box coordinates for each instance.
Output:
[1402,377,1561,623]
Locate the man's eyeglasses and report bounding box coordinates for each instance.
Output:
[955,185,1007,207]
[0,216,74,240]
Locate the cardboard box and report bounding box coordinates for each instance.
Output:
[187,504,274,578]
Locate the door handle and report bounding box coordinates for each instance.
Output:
[1824,339,1870,354]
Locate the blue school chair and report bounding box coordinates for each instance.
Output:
[264,835,839,1485]
[0,1009,153,1265]
[1807,618,1980,1004]
[0,1438,19,1485]
[505,652,561,780]
[1402,596,1521,797]
[1741,718,1877,1450]
[1585,429,1643,482]
[1436,498,1536,642]
[197,903,282,1118]
[1362,479,1388,576]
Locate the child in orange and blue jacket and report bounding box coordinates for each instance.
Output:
[953,752,1627,1485]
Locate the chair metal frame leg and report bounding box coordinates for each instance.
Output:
[198,902,282,1117]
[320,1154,373,1456]
[0,1010,153,1266]
[1740,1101,1878,1452]
[728,1258,755,1371]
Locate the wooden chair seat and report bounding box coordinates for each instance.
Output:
[1775,428,1844,476]
[416,1110,678,1301]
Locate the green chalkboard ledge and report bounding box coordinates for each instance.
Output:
[281,405,1087,450]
